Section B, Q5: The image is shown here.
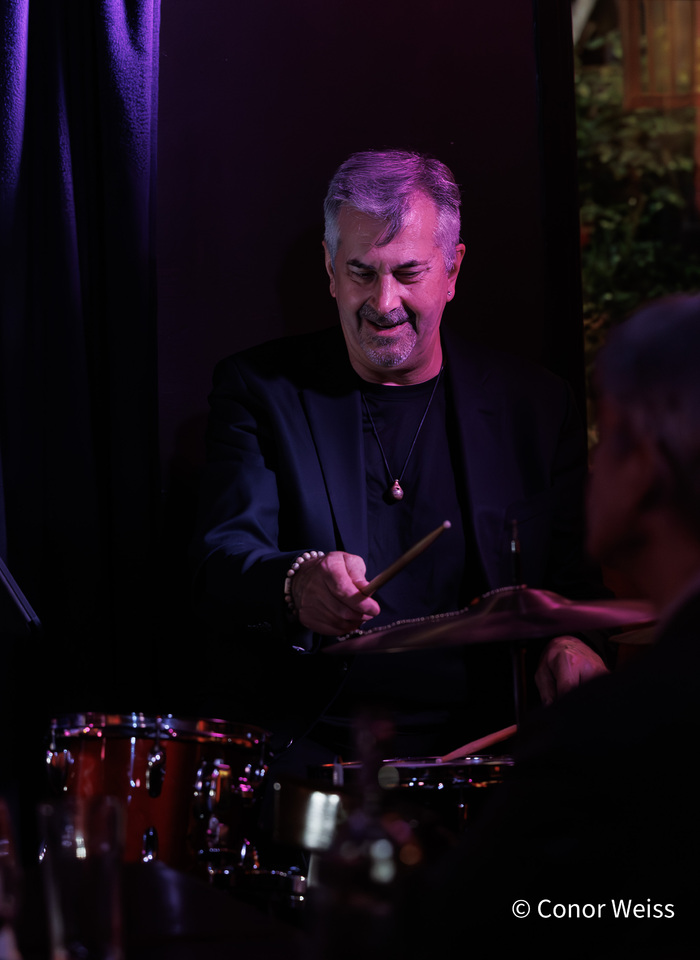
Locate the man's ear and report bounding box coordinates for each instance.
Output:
[322,241,336,299]
[448,242,466,286]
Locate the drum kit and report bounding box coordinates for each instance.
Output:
[3,553,659,912]
[272,584,657,864]
[45,713,270,873]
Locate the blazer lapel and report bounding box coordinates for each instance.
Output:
[443,330,519,590]
[300,369,369,563]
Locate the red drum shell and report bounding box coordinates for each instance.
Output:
[47,713,269,871]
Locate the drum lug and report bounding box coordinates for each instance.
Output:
[146,743,167,798]
[141,826,159,862]
[45,748,74,794]
[193,759,248,867]
[193,759,235,818]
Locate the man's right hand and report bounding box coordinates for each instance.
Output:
[290,550,381,636]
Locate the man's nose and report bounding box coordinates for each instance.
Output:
[372,274,402,315]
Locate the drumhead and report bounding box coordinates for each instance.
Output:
[376,755,514,789]
[317,754,514,790]
[49,713,270,746]
[381,755,514,770]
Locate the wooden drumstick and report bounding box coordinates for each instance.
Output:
[360,521,452,597]
[439,724,518,762]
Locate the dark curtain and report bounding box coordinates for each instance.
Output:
[0,0,161,748]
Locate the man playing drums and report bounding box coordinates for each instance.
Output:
[190,149,607,767]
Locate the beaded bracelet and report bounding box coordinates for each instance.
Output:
[284,550,325,617]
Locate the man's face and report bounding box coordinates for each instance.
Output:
[323,192,465,384]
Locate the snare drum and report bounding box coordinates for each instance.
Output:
[46,713,269,872]
[372,754,513,792]
[316,755,513,840]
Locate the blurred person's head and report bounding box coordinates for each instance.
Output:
[587,294,700,605]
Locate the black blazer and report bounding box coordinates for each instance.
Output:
[189,323,602,734]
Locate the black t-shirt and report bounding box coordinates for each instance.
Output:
[361,372,469,626]
[318,373,516,757]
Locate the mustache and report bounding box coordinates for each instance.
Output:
[358,303,411,327]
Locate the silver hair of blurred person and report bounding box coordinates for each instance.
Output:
[323,149,462,273]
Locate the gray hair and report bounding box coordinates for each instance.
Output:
[596,293,700,535]
[323,149,462,272]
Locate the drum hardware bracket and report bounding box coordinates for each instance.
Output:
[45,747,74,794]
[195,834,261,874]
[194,759,235,816]
[209,864,308,916]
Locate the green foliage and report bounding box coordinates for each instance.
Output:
[575,29,700,413]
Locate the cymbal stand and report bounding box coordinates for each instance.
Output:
[509,520,527,727]
[510,642,527,728]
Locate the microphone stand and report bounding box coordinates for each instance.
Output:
[0,554,42,634]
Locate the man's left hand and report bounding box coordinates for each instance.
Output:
[535,636,608,706]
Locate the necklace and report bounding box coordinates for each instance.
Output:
[362,368,443,503]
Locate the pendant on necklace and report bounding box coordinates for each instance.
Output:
[389,479,404,501]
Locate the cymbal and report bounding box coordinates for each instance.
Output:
[327,586,657,655]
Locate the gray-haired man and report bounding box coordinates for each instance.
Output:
[190,149,607,762]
